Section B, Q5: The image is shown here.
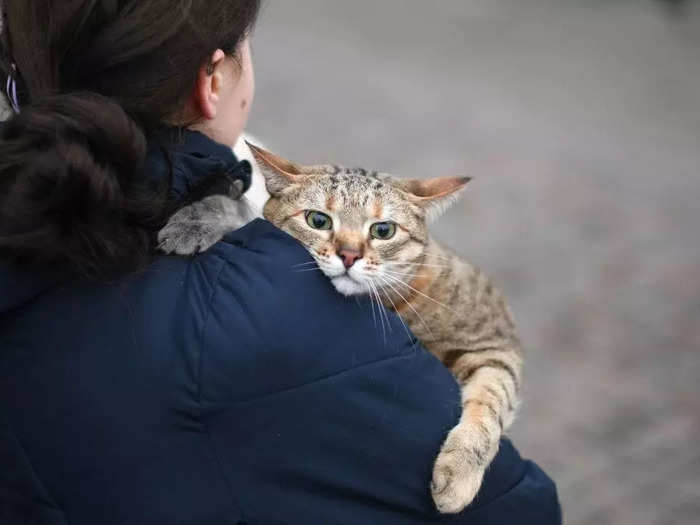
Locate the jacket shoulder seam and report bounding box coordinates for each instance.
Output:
[202,351,420,407]
[195,256,229,404]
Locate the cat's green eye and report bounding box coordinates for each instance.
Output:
[305,211,333,230]
[370,222,397,240]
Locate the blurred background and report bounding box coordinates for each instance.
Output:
[247,1,700,524]
[2,0,697,523]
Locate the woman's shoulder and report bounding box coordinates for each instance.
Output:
[187,218,422,403]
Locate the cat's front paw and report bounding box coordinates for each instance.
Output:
[158,213,225,255]
[431,427,493,514]
[158,195,248,255]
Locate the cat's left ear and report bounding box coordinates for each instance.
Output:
[396,176,471,221]
[246,142,305,195]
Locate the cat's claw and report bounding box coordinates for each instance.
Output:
[431,429,491,514]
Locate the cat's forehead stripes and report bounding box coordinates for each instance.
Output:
[317,175,398,220]
[372,200,383,219]
[320,172,394,195]
[303,172,416,228]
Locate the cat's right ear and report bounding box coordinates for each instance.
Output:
[246,142,304,195]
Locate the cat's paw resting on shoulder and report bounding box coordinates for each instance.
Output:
[158,183,255,255]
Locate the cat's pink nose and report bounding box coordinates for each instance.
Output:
[338,248,362,269]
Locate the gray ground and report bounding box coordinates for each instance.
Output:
[248,1,700,524]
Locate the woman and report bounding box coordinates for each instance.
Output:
[0,1,560,524]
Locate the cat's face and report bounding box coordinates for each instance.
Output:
[248,144,469,296]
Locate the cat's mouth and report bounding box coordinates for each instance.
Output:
[331,273,368,297]
[310,253,371,296]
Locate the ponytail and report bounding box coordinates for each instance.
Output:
[0,93,161,275]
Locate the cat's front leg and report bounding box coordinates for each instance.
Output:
[431,362,519,513]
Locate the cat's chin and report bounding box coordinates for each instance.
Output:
[331,275,368,297]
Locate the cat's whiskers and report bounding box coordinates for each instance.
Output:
[384,261,453,269]
[366,280,380,333]
[378,282,394,339]
[368,280,389,341]
[375,275,434,342]
[380,272,434,339]
[294,267,324,273]
[366,280,378,328]
[373,276,413,342]
[381,268,437,284]
[380,272,455,313]
[381,268,420,279]
[292,261,319,268]
[358,273,380,330]
[376,282,393,339]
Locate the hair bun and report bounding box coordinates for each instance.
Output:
[0,92,155,274]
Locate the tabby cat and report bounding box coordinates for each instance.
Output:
[158,144,523,514]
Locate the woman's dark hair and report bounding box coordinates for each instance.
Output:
[0,0,260,275]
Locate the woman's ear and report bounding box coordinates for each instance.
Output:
[246,142,305,195]
[193,49,227,120]
[396,176,472,221]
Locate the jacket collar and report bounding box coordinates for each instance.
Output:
[142,127,252,205]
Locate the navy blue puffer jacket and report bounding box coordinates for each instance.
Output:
[0,128,561,525]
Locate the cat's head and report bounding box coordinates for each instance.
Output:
[248,143,470,296]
